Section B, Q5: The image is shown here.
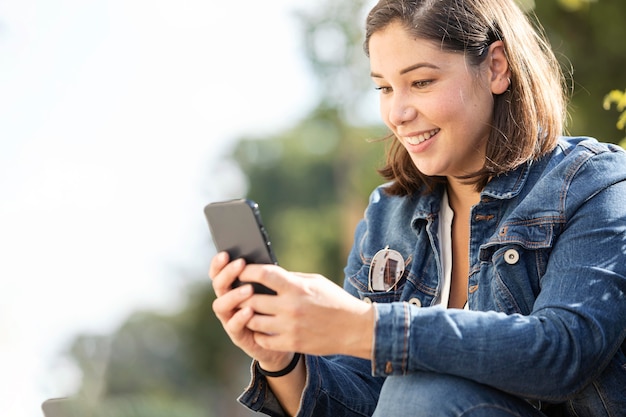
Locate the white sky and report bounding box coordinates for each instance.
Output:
[0,1,316,415]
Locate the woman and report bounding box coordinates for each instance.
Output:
[211,0,626,415]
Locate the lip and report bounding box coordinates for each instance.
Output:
[400,128,440,150]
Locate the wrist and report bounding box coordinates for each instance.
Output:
[256,353,302,378]
[342,301,375,359]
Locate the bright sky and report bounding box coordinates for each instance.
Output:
[0,1,316,416]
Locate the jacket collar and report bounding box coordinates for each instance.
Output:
[481,161,532,201]
[408,161,533,225]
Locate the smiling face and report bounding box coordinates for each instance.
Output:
[369,21,499,180]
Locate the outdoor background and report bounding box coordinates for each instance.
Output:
[1,0,625,416]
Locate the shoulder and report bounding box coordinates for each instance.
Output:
[363,182,441,223]
[361,184,407,231]
[353,183,440,252]
[531,136,626,213]
[555,136,626,168]
[533,136,626,184]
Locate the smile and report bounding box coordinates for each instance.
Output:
[403,129,440,145]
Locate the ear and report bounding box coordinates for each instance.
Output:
[488,40,511,95]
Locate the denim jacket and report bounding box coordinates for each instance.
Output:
[239,137,626,417]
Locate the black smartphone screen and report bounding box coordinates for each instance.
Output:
[204,199,277,295]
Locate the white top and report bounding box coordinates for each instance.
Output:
[436,190,469,310]
[437,190,454,307]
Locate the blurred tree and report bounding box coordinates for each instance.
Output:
[65,279,257,416]
[233,0,388,281]
[234,108,386,281]
[532,0,626,144]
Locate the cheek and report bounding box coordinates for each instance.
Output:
[424,94,458,125]
[444,89,469,112]
[438,88,490,128]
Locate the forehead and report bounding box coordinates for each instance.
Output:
[368,22,459,73]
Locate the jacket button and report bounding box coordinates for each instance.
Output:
[504,249,520,264]
[409,298,422,307]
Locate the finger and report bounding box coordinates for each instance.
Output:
[224,305,255,337]
[241,291,293,318]
[209,251,230,280]
[211,258,246,297]
[238,264,293,295]
[246,311,279,335]
[212,283,253,323]
[253,331,292,353]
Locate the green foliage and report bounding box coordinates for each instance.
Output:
[533,0,626,144]
[557,0,597,12]
[603,89,626,147]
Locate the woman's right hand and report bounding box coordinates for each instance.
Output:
[210,252,293,368]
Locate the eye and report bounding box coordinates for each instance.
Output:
[375,86,393,94]
[413,80,433,89]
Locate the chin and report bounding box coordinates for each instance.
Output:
[411,161,441,177]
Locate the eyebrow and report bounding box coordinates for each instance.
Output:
[370,62,440,78]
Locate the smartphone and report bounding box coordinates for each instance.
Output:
[204,199,277,295]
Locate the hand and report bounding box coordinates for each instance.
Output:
[210,252,293,368]
[237,263,375,359]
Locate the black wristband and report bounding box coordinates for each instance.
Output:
[256,353,302,378]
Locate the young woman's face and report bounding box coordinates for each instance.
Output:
[369,22,496,179]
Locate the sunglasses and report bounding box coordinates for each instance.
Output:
[368,246,406,292]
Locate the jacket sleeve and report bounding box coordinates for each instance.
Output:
[238,354,384,416]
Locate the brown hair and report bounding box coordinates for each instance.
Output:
[364,0,568,195]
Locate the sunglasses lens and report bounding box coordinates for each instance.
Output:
[368,247,405,292]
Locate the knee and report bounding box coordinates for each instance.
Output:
[377,372,465,411]
[373,372,540,417]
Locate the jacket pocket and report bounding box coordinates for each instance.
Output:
[478,221,557,315]
[347,263,407,304]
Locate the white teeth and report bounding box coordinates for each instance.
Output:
[404,128,440,145]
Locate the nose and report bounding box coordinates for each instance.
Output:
[388,94,417,127]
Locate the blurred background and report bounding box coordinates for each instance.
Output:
[1,0,624,416]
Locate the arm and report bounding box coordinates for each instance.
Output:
[257,353,306,417]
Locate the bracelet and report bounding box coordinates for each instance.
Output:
[256,353,302,378]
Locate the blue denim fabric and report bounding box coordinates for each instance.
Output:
[373,373,546,416]
[238,137,626,417]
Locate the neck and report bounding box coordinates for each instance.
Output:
[446,178,481,212]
